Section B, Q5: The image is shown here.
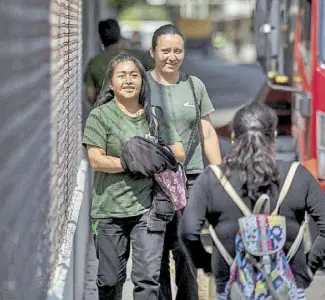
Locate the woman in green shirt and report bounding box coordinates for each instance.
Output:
[83,53,184,300]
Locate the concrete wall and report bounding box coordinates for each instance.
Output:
[0,2,52,299]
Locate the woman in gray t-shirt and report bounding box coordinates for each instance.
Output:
[148,24,222,300]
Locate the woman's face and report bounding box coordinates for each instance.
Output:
[151,34,185,75]
[109,60,142,101]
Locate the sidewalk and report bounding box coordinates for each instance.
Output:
[82,236,134,300]
[83,235,325,300]
[83,137,324,299]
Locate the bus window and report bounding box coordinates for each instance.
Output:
[299,0,312,67]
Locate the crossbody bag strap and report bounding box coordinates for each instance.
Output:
[151,106,159,133]
[183,76,201,169]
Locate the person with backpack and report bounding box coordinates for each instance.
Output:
[83,53,184,300]
[179,102,325,299]
[147,24,222,300]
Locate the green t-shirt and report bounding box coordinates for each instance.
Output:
[84,44,154,94]
[82,100,180,219]
[147,72,215,174]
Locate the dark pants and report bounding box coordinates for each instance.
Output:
[158,174,199,300]
[93,211,165,300]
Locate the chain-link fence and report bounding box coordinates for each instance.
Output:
[50,0,83,273]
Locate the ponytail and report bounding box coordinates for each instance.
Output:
[222,130,279,200]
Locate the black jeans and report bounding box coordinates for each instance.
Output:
[93,211,166,300]
[158,174,199,300]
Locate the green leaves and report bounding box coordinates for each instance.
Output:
[108,0,138,15]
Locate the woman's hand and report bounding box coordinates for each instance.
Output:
[168,141,185,163]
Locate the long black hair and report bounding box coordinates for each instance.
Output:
[95,53,158,136]
[222,102,279,200]
[151,24,185,50]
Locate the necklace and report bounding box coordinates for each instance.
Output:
[133,109,144,117]
[116,101,144,117]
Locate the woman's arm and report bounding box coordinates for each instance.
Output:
[200,115,222,165]
[87,146,124,173]
[168,141,185,163]
[178,170,212,273]
[83,108,124,173]
[192,76,222,164]
[304,167,325,274]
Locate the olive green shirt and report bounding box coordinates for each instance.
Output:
[147,72,215,174]
[84,44,154,95]
[82,100,180,218]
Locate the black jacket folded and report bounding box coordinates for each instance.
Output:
[121,136,178,177]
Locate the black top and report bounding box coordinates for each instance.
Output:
[179,161,325,292]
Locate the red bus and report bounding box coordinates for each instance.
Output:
[254,0,325,190]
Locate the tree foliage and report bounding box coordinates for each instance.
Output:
[119,3,169,21]
[108,0,138,15]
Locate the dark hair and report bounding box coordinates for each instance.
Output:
[151,24,185,49]
[95,53,157,136]
[98,19,121,47]
[222,102,279,200]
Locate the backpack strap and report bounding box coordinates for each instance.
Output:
[271,161,300,215]
[287,213,310,260]
[208,164,254,267]
[253,194,271,215]
[209,165,252,216]
[208,164,253,267]
[271,162,310,261]
[208,224,234,266]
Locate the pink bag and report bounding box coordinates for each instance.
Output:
[154,164,187,210]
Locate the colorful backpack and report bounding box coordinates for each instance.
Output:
[209,162,311,300]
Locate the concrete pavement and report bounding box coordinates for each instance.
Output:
[83,235,325,300]
[82,236,134,300]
